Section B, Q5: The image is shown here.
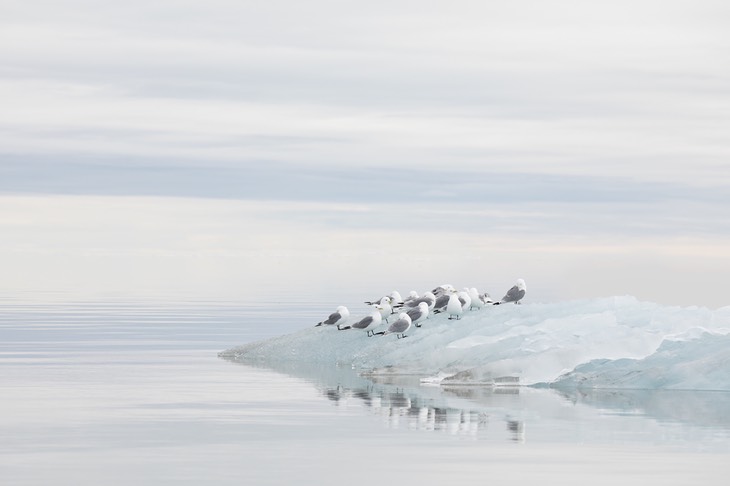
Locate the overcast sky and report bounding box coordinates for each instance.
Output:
[2,1,729,306]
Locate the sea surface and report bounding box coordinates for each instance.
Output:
[2,295,729,485]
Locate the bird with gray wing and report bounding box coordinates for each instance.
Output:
[338,306,383,336]
[372,312,412,339]
[406,302,430,328]
[494,279,526,305]
[432,289,455,314]
[365,290,402,306]
[398,291,436,310]
[316,306,350,327]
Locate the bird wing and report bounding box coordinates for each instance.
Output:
[389,318,409,333]
[353,316,374,329]
[434,294,450,309]
[503,286,525,302]
[323,311,342,325]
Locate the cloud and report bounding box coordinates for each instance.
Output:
[2,2,730,305]
[1,1,729,185]
[2,157,729,240]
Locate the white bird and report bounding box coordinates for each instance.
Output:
[316,306,349,327]
[432,289,456,314]
[457,290,472,312]
[468,288,483,310]
[377,297,393,322]
[339,307,382,336]
[389,290,403,305]
[446,293,463,320]
[406,302,430,328]
[401,291,436,310]
[495,279,527,305]
[373,312,412,339]
[431,284,455,297]
[365,290,402,306]
[399,290,420,306]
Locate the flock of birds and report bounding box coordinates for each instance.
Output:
[315,279,527,339]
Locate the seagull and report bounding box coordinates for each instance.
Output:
[365,291,402,306]
[494,279,527,305]
[406,302,430,328]
[480,292,494,305]
[447,293,463,320]
[399,290,420,306]
[432,289,455,314]
[376,297,394,322]
[316,306,349,327]
[399,291,436,310]
[431,284,455,297]
[457,290,472,312]
[339,306,383,336]
[372,312,412,339]
[467,288,483,310]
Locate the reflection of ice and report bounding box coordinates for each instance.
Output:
[555,388,730,429]
[223,359,730,447]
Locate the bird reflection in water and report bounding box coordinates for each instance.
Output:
[318,383,519,440]
[506,417,526,443]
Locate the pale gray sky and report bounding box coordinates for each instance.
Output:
[1,1,729,306]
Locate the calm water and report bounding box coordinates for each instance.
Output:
[1,296,729,485]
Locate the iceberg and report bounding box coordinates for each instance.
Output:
[220,296,730,391]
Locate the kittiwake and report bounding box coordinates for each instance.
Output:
[495,279,526,305]
[339,306,383,336]
[407,302,430,328]
[316,306,349,327]
[373,312,412,339]
[447,293,463,320]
